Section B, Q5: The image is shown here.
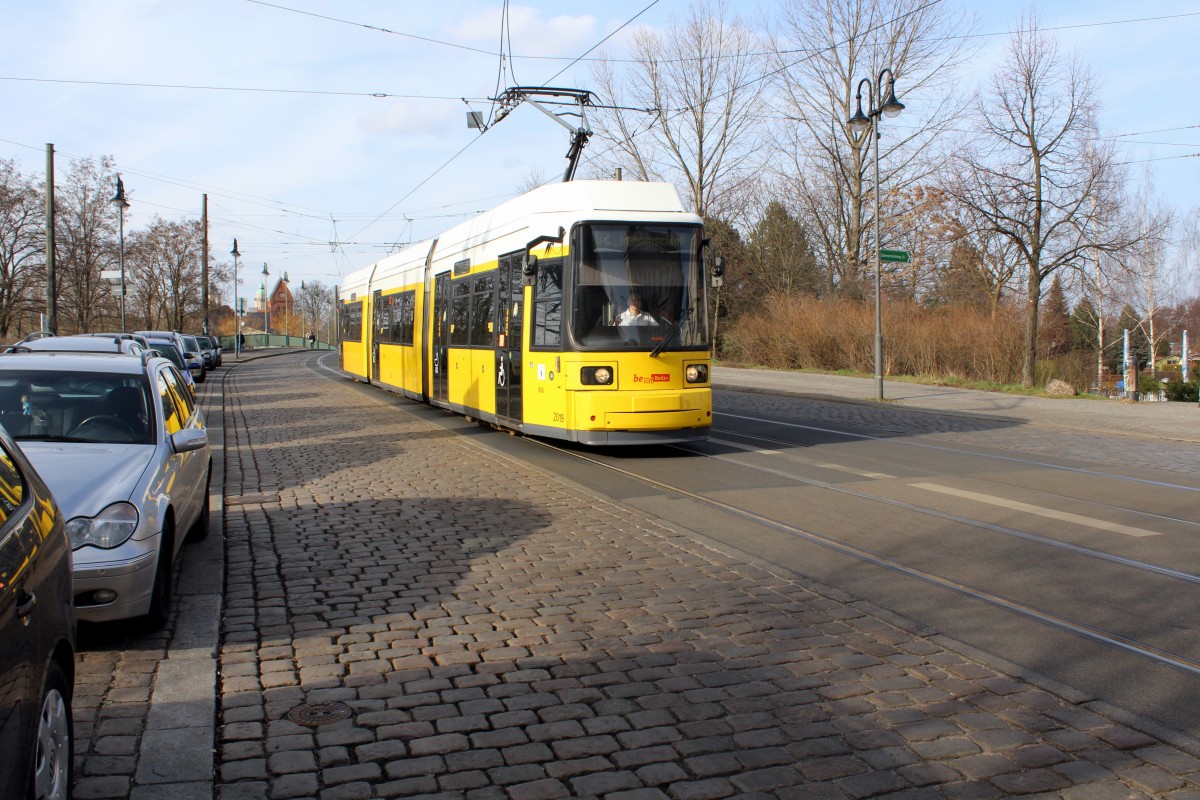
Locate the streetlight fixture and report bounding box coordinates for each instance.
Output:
[848,67,904,402]
[232,239,242,358]
[261,263,270,343]
[110,175,130,332]
[282,271,290,346]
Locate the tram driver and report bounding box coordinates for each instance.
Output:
[615,292,658,342]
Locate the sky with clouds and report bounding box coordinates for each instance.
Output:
[2,0,1197,303]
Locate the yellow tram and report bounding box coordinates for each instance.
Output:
[338,180,721,445]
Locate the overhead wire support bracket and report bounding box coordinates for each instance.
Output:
[491,86,594,182]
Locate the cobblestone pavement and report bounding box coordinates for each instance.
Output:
[198,355,1200,799]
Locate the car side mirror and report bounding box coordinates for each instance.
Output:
[171,428,208,454]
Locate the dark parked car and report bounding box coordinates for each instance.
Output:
[205,335,222,368]
[0,422,75,800]
[198,336,216,370]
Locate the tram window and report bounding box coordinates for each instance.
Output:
[341,301,363,342]
[532,258,563,348]
[378,295,395,343]
[384,291,416,345]
[450,281,470,346]
[471,275,495,347]
[399,291,416,345]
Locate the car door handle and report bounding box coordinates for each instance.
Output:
[15,590,36,619]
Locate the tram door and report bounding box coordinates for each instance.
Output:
[495,253,523,424]
[371,289,382,383]
[431,271,451,404]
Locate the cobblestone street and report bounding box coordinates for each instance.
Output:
[72,354,1200,799]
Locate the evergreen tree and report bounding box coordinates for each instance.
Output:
[1038,275,1071,356]
[1069,298,1098,353]
[1115,304,1151,371]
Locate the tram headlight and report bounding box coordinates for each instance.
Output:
[581,366,614,385]
[685,364,709,384]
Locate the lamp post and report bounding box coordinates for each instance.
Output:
[282,271,290,346]
[848,67,904,402]
[261,263,270,344]
[110,175,130,332]
[232,239,242,359]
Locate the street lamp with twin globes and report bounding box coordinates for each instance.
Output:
[848,67,904,402]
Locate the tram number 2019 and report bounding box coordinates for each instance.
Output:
[552,412,565,423]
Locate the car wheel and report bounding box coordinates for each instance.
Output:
[145,524,175,631]
[29,661,72,800]
[196,369,206,384]
[189,464,212,541]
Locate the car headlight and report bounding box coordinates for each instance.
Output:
[581,366,614,385]
[685,364,709,383]
[66,502,140,549]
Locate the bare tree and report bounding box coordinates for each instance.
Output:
[0,160,45,338]
[294,280,335,343]
[589,0,766,219]
[1110,170,1178,364]
[127,217,205,330]
[767,0,976,298]
[55,156,120,333]
[945,15,1153,386]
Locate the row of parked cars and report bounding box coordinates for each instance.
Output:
[0,329,216,800]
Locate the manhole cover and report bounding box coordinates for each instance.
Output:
[287,702,353,726]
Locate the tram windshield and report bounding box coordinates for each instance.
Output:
[570,223,708,351]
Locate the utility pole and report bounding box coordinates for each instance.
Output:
[44,144,56,334]
[202,194,209,335]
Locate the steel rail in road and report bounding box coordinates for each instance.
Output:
[527,434,1200,679]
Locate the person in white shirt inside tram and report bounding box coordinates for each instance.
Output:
[615,292,657,325]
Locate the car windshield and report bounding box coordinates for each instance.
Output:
[0,371,154,445]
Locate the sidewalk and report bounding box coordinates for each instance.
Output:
[713,366,1200,445]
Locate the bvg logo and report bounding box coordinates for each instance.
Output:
[633,373,671,384]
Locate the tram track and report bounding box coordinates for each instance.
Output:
[707,425,1200,535]
[526,433,1200,679]
[714,411,1200,494]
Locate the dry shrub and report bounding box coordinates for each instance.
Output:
[724,297,1035,385]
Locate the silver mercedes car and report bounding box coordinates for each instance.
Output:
[0,351,211,628]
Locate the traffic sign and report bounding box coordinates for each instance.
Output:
[879,249,910,264]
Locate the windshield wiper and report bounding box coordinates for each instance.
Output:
[14,434,89,443]
[650,305,691,358]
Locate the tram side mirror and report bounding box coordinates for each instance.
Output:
[522,253,538,285]
[712,255,726,278]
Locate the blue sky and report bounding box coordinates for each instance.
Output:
[1,0,1196,301]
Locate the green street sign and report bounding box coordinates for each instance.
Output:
[879,249,910,264]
